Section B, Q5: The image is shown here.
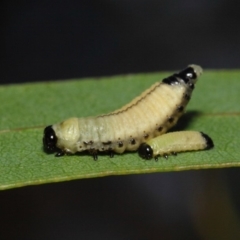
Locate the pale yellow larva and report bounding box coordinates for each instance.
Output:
[138,131,214,160]
[43,65,204,159]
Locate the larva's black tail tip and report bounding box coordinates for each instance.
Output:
[138,143,153,160]
[200,132,214,150]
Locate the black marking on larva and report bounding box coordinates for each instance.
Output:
[102,141,112,145]
[83,141,94,145]
[130,138,136,145]
[164,154,168,159]
[158,127,163,132]
[172,152,177,156]
[168,117,174,123]
[200,132,214,150]
[175,66,197,83]
[118,141,123,147]
[162,76,179,85]
[184,94,190,101]
[189,83,195,89]
[177,106,184,112]
[144,133,149,139]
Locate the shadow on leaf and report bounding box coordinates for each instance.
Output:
[170,111,202,131]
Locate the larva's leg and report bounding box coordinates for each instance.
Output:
[109,151,115,158]
[154,153,172,160]
[55,150,65,157]
[89,149,98,160]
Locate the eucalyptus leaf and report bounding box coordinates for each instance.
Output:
[0,69,239,190]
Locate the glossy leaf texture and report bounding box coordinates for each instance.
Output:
[0,69,239,190]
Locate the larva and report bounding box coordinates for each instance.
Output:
[43,64,203,159]
[138,131,214,160]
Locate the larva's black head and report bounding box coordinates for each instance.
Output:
[43,125,58,153]
[163,64,202,85]
[175,66,197,83]
[138,143,153,160]
[177,64,203,83]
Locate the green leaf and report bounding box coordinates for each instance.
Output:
[0,69,239,190]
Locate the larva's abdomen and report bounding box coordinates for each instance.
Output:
[73,83,191,154]
[138,131,214,160]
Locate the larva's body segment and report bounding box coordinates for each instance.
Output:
[138,131,214,160]
[43,65,204,158]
